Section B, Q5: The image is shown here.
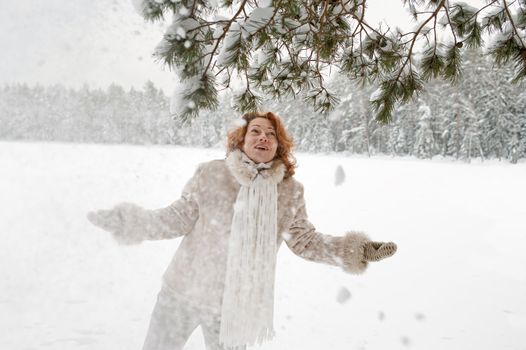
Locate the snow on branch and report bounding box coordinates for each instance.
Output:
[132,0,526,123]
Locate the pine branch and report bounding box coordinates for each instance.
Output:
[138,0,526,122]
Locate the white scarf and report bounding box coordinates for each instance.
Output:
[220,150,285,349]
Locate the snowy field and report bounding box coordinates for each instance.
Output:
[1,141,525,350]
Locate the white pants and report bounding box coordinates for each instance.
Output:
[142,289,246,350]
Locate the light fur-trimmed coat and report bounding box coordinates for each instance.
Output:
[116,150,370,313]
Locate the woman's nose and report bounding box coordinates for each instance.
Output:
[258,134,268,142]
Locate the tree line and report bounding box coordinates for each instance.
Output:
[0,51,524,163]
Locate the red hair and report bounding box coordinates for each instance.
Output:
[227,112,296,178]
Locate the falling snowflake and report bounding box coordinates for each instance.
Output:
[415,312,426,321]
[401,336,411,347]
[334,165,345,186]
[336,286,351,304]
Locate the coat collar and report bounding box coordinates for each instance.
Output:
[226,149,286,186]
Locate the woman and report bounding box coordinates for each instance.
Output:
[88,111,397,350]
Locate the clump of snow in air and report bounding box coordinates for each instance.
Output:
[334,165,346,186]
[401,336,411,347]
[336,286,352,304]
[378,311,386,321]
[415,313,425,321]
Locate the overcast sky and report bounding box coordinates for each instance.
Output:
[0,0,176,91]
[0,0,440,93]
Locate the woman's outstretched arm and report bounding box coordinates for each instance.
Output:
[87,165,203,244]
[284,183,396,274]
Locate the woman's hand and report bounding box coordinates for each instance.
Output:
[87,208,123,232]
[363,241,397,262]
[87,203,145,245]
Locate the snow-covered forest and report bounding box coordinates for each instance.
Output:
[1,50,525,163]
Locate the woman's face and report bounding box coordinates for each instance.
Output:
[242,117,279,163]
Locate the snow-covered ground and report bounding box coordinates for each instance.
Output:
[1,141,525,350]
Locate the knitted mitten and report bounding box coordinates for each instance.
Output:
[363,241,397,262]
[87,203,146,245]
[87,208,122,232]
